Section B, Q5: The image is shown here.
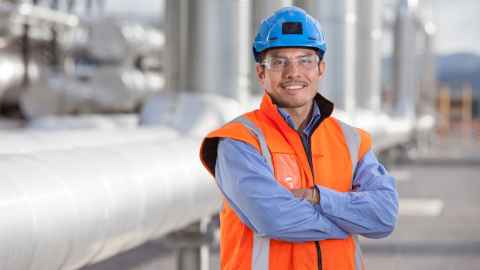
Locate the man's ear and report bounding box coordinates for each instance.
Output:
[256,63,266,82]
[318,60,326,78]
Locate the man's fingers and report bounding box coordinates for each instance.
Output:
[291,188,308,198]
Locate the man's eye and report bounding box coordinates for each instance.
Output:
[299,57,313,64]
[272,59,286,66]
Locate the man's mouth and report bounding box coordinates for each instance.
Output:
[280,81,308,91]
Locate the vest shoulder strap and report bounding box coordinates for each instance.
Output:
[232,115,273,171]
[335,119,371,176]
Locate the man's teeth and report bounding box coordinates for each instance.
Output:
[284,85,304,90]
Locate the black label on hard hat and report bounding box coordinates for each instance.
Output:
[282,22,303,35]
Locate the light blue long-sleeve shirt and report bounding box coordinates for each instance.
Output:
[215,103,398,242]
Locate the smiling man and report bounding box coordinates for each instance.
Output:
[200,6,398,270]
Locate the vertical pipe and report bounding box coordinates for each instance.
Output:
[356,0,383,112]
[50,0,60,71]
[420,26,436,115]
[392,0,418,119]
[302,0,357,113]
[96,0,105,15]
[250,0,293,95]
[66,0,75,12]
[165,0,250,103]
[165,0,189,92]
[177,248,201,270]
[418,0,436,116]
[188,0,250,104]
[86,0,93,15]
[21,24,30,86]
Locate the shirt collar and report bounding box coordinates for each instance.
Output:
[258,92,334,136]
[278,102,321,135]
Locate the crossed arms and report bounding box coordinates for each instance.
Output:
[215,138,399,242]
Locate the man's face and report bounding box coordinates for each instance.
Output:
[256,47,325,110]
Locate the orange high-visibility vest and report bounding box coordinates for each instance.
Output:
[200,94,371,270]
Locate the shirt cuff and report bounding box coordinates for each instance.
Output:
[315,184,349,217]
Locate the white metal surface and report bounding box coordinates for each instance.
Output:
[192,0,250,104]
[356,0,383,112]
[334,108,414,151]
[417,0,437,116]
[0,127,177,154]
[302,0,357,113]
[0,53,40,104]
[0,53,27,99]
[7,2,79,27]
[27,114,139,130]
[85,19,165,63]
[0,94,244,269]
[20,68,165,118]
[164,0,188,93]
[165,0,250,104]
[392,0,419,119]
[0,137,221,270]
[141,92,244,137]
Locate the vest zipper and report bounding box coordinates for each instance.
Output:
[315,241,322,270]
[301,131,322,270]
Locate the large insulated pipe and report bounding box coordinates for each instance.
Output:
[356,0,383,112]
[301,0,357,113]
[0,127,177,154]
[0,92,242,270]
[0,53,35,100]
[250,0,293,95]
[0,137,221,270]
[165,0,250,104]
[392,0,419,119]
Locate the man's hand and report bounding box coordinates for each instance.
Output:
[291,187,320,204]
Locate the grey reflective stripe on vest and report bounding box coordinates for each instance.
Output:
[353,235,364,270]
[338,120,364,270]
[337,120,361,176]
[252,234,270,270]
[232,116,271,270]
[232,116,273,170]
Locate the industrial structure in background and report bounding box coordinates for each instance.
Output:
[0,0,447,270]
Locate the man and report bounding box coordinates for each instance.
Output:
[200,6,398,270]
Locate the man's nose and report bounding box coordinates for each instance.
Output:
[282,61,301,78]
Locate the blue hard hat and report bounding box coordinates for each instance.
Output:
[253,6,326,62]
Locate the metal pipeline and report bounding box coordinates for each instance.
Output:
[301,0,357,113]
[356,0,383,112]
[392,0,419,119]
[0,136,221,270]
[0,127,177,154]
[165,0,250,104]
[0,53,37,101]
[0,92,248,269]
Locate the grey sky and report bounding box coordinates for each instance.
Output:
[431,0,480,54]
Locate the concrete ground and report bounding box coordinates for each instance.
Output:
[83,136,480,270]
